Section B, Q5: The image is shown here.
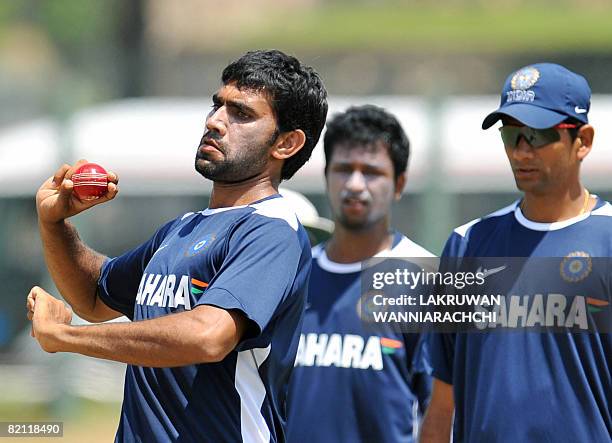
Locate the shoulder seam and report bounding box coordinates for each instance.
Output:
[250,198,299,231]
[591,201,612,217]
[454,201,518,238]
[385,237,436,257]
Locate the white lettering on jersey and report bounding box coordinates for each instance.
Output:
[149,276,167,306]
[525,293,545,327]
[163,275,176,308]
[508,295,529,327]
[295,333,384,370]
[341,334,364,368]
[304,333,328,366]
[565,296,587,329]
[136,274,146,304]
[321,334,342,367]
[135,273,197,310]
[360,336,384,370]
[481,294,588,329]
[173,275,191,309]
[141,274,162,305]
[546,294,566,326]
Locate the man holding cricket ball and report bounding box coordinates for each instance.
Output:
[27,49,328,443]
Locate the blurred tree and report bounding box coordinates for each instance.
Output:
[0,0,147,99]
[115,0,146,97]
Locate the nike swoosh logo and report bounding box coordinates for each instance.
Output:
[476,265,507,278]
[575,106,588,114]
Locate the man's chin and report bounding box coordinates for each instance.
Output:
[195,160,260,184]
[514,179,541,193]
[194,159,218,180]
[337,216,371,232]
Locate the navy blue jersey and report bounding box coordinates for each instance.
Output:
[287,233,434,443]
[97,194,311,443]
[430,198,612,442]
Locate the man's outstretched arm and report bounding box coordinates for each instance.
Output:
[37,161,122,322]
[27,287,248,366]
[419,378,454,443]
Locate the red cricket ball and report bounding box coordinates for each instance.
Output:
[72,163,109,201]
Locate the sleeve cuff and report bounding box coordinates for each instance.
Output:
[431,369,453,385]
[194,287,263,344]
[97,257,135,320]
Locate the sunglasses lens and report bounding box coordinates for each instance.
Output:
[499,126,561,148]
[499,126,521,147]
[524,128,561,147]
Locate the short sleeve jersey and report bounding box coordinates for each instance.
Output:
[97,194,311,443]
[287,232,434,443]
[429,199,612,443]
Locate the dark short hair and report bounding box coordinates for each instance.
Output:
[323,105,410,179]
[564,117,583,141]
[222,50,328,180]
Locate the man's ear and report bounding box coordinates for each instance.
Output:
[271,129,306,160]
[576,124,594,161]
[394,173,407,200]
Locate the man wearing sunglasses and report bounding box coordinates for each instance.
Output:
[421,63,611,442]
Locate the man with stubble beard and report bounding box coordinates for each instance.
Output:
[26,50,328,442]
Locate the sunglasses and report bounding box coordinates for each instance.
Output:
[499,123,578,149]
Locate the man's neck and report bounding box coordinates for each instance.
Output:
[521,183,594,223]
[208,176,279,208]
[325,221,393,264]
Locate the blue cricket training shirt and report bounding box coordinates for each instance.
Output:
[97,195,311,442]
[429,198,612,442]
[287,232,433,443]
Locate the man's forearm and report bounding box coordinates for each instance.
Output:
[419,409,453,443]
[419,377,454,443]
[45,306,242,367]
[39,220,109,320]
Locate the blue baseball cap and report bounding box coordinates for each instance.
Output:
[482,63,591,130]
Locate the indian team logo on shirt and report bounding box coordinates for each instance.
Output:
[357,291,388,322]
[560,251,592,283]
[186,234,216,257]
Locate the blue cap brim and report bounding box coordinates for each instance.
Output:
[482,103,568,130]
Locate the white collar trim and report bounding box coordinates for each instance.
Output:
[514,198,598,231]
[315,248,364,274]
[314,236,410,274]
[199,195,282,216]
[200,204,249,216]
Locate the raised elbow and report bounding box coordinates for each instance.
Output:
[196,329,235,363]
[188,305,246,364]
